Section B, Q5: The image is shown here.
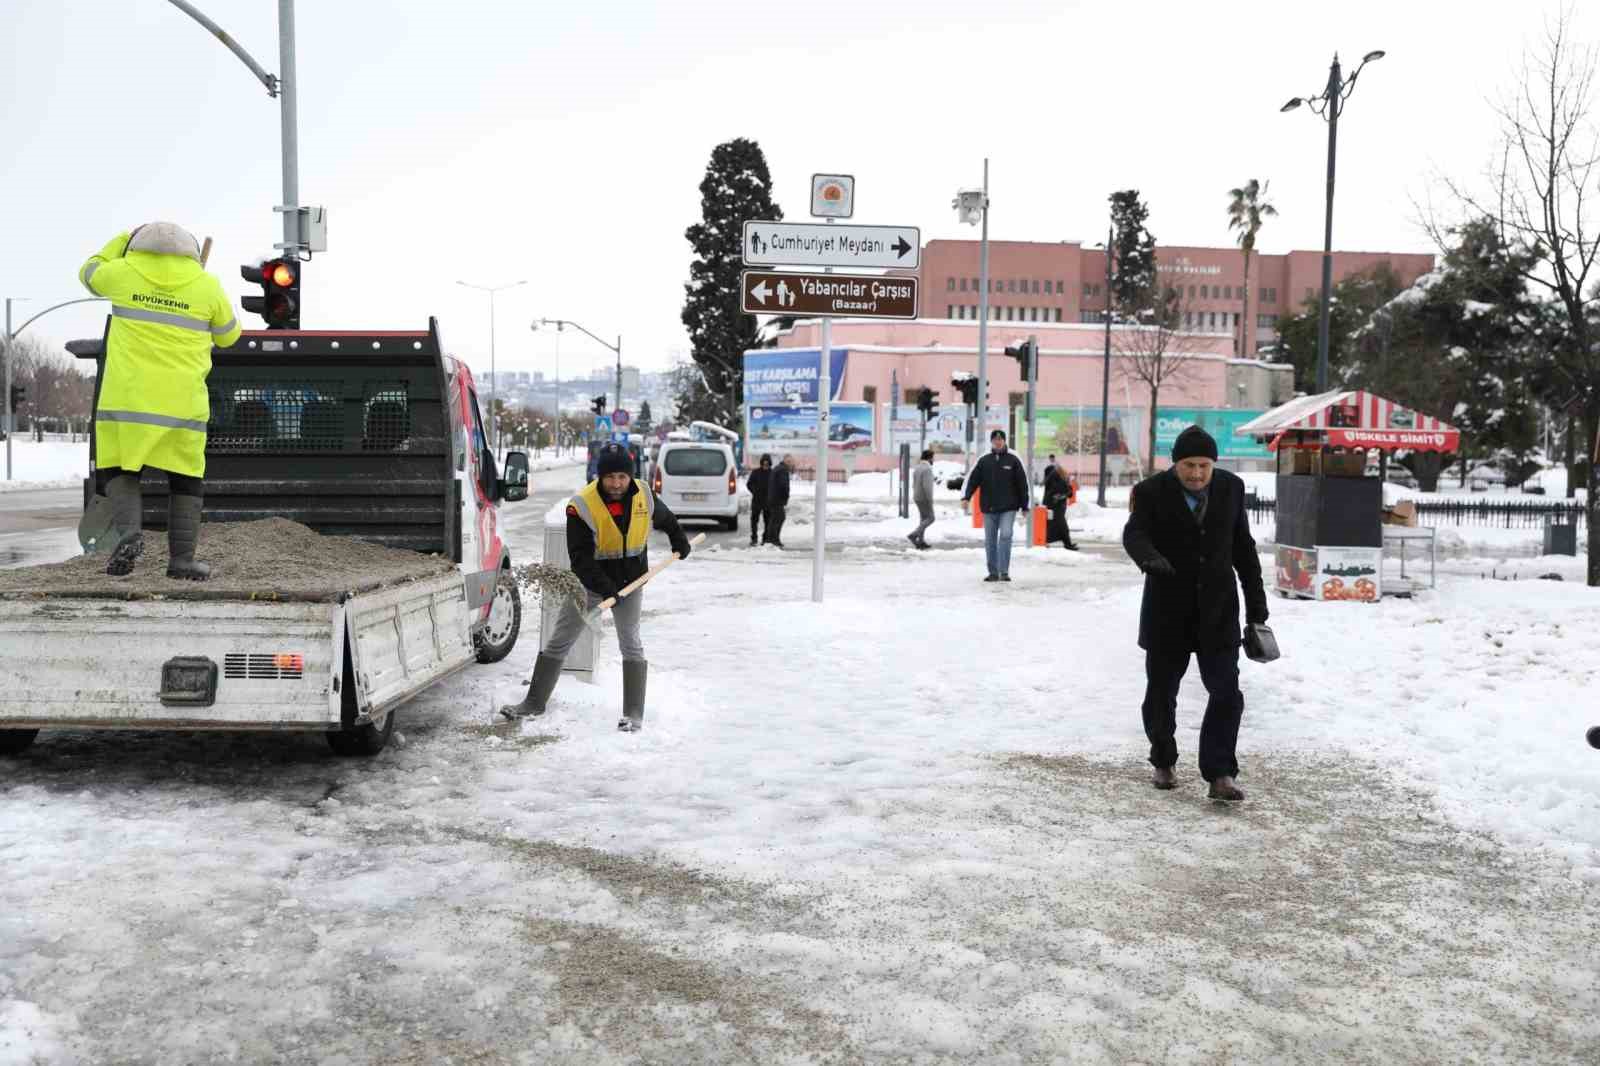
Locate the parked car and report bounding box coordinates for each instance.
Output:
[652,441,739,530]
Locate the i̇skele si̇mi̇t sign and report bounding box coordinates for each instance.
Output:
[741,270,919,320]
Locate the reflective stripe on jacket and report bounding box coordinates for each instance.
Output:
[80,232,242,477]
[571,479,653,560]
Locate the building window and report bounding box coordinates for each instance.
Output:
[1223,285,1232,300]
[1056,280,1065,294]
[1093,283,1102,298]
[1032,280,1040,294]
[972,277,979,291]
[1185,312,1193,328]
[946,304,954,318]
[1201,285,1209,299]
[1188,285,1196,300]
[1054,308,1063,322]
[862,386,877,404]
[947,278,956,291]
[1208,312,1217,328]
[1258,313,1278,327]
[1004,279,1014,293]
[959,277,968,292]
[1082,282,1093,297]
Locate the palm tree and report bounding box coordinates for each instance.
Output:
[1226,179,1278,358]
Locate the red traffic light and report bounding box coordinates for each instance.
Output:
[269,263,295,288]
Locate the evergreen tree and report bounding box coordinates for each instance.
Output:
[668,361,733,428]
[636,400,654,435]
[681,138,783,425]
[1108,190,1158,317]
[1275,263,1405,391]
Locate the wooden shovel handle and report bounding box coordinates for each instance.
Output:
[595,532,706,612]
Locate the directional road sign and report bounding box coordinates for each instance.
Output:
[741,270,919,320]
[742,221,920,270]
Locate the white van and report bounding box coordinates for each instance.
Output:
[652,440,739,530]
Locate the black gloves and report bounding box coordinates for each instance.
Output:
[1141,555,1176,578]
[672,537,692,560]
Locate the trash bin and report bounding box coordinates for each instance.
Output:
[541,501,595,682]
[1543,517,1578,556]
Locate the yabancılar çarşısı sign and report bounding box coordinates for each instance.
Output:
[742,348,848,405]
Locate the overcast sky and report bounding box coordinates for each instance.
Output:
[1,0,1584,381]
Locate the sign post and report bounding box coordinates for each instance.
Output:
[1024,335,1038,545]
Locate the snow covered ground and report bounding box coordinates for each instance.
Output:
[3,470,1598,1064]
[0,440,88,492]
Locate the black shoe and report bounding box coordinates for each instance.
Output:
[1064,542,1079,551]
[617,716,642,733]
[1000,573,1011,582]
[907,533,920,548]
[984,574,999,582]
[1152,766,1179,790]
[1208,776,1246,802]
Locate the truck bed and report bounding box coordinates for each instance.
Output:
[0,518,456,603]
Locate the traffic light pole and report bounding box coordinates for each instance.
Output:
[276,0,302,260]
[975,158,991,467]
[1024,336,1038,524]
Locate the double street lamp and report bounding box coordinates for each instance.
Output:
[1282,49,1386,393]
[457,278,526,453]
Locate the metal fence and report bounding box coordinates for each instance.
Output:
[1246,496,1588,529]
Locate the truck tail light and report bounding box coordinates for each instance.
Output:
[652,468,663,495]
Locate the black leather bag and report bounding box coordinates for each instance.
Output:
[1244,623,1280,664]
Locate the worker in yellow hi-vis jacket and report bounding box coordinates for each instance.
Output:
[78,223,241,580]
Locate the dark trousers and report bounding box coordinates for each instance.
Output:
[749,497,767,542]
[95,466,204,498]
[765,504,786,544]
[1047,502,1074,546]
[1141,646,1243,782]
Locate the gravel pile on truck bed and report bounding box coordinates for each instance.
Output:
[0,518,458,602]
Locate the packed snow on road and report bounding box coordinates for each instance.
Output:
[3,472,1598,1064]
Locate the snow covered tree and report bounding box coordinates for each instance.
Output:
[1109,190,1158,318]
[668,360,732,428]
[635,400,654,435]
[1275,264,1405,392]
[681,138,783,426]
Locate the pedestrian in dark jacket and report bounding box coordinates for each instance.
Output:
[747,454,773,546]
[764,454,793,548]
[501,443,691,733]
[1042,464,1078,550]
[961,430,1030,581]
[907,449,936,549]
[1121,425,1268,801]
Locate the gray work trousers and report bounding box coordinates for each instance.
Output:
[912,500,935,540]
[543,588,645,662]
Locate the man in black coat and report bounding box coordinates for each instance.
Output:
[961,429,1031,581]
[765,454,793,548]
[747,454,773,547]
[1121,425,1268,801]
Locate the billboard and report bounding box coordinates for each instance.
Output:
[742,348,848,404]
[747,402,875,453]
[1154,408,1272,460]
[1015,407,1143,462]
[888,405,1009,456]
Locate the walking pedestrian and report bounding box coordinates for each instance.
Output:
[501,443,692,733]
[907,448,936,549]
[77,223,241,580]
[1042,462,1079,550]
[765,454,792,548]
[1121,425,1269,801]
[961,429,1030,582]
[747,454,772,546]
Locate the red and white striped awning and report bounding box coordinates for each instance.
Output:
[1237,389,1460,452]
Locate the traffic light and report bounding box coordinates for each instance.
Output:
[1004,338,1037,383]
[7,385,23,413]
[590,394,607,416]
[240,257,300,329]
[916,386,938,419]
[950,374,979,407]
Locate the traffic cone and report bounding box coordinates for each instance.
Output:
[1032,506,1048,546]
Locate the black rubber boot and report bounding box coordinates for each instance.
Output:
[501,653,564,720]
[104,475,144,576]
[165,494,211,581]
[618,660,647,733]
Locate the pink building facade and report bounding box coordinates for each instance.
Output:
[921,239,1436,357]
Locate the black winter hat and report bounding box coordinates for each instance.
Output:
[1171,425,1218,463]
[597,443,633,477]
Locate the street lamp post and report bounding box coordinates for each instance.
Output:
[535,318,623,417]
[1097,226,1114,507]
[954,161,991,467]
[4,296,109,480]
[1282,49,1386,393]
[458,279,526,454]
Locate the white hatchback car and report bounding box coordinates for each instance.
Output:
[652,441,740,530]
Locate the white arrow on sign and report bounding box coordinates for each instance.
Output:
[742,220,922,269]
[749,279,772,305]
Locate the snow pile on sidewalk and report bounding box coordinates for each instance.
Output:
[0,440,87,492]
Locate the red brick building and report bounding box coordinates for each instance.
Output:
[921,240,1435,356]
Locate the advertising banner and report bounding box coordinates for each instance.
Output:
[1154,408,1272,460]
[1015,407,1142,463]
[889,405,1008,456]
[747,402,875,454]
[742,348,848,404]
[1314,546,1382,602]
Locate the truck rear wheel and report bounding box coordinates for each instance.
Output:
[474,569,522,664]
[327,709,394,757]
[0,729,39,756]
